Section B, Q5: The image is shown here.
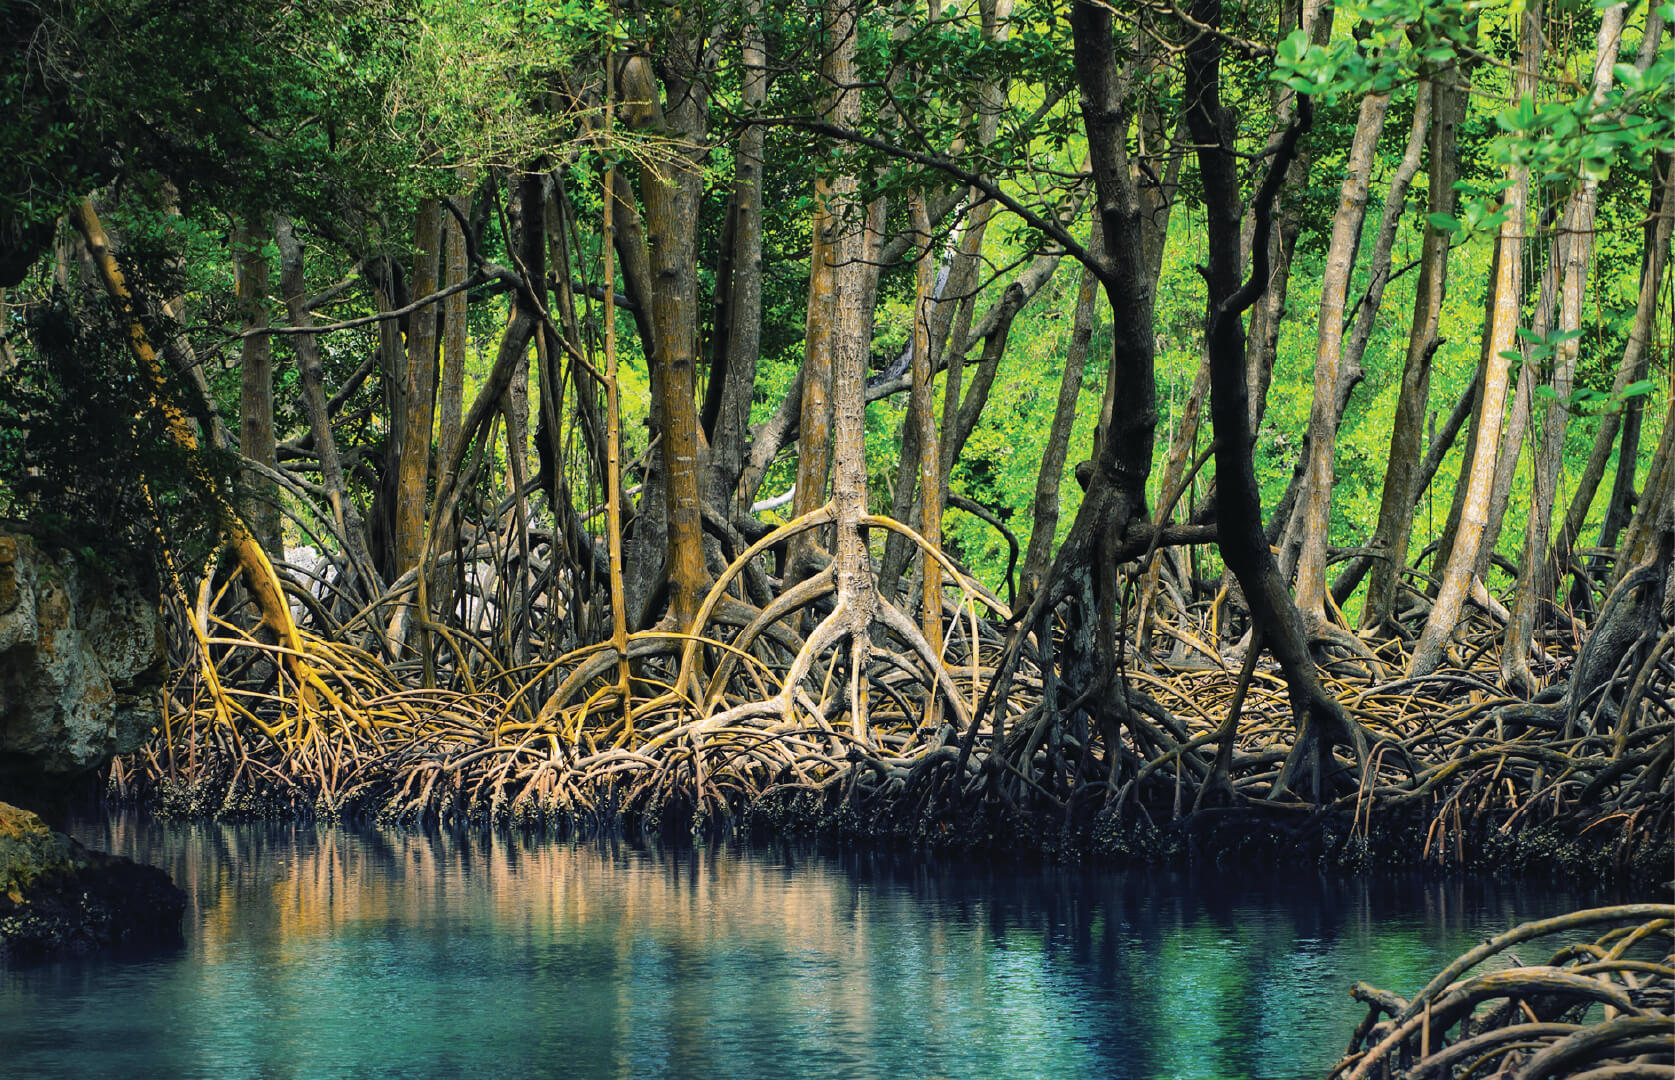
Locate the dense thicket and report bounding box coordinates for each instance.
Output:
[0,0,1670,865]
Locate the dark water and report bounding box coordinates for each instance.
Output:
[0,815,1627,1080]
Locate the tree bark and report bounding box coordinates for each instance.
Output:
[877,189,1077,600]
[623,44,711,629]
[234,216,281,558]
[369,262,406,582]
[1502,3,1627,692]
[1187,0,1363,800]
[944,282,1025,476]
[1476,240,1554,577]
[607,162,669,622]
[1596,156,1671,559]
[73,198,303,661]
[1058,0,1159,553]
[1136,351,1209,656]
[983,3,1162,749]
[1616,394,1675,580]
[815,0,881,741]
[1243,0,1331,435]
[909,195,943,658]
[1558,21,1669,589]
[1430,240,1500,583]
[1020,249,1099,605]
[1411,0,1542,678]
[275,216,378,600]
[425,304,538,597]
[1341,87,1431,400]
[1362,65,1465,633]
[704,0,767,518]
[439,185,469,463]
[788,177,838,581]
[881,199,999,582]
[394,199,441,582]
[1331,365,1478,608]
[1292,85,1391,618]
[1273,84,1428,577]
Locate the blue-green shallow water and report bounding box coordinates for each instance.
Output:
[1,815,1625,1080]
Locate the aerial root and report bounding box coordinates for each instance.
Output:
[115,513,1671,872]
[1331,906,1675,1080]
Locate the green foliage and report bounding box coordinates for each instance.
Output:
[400,0,624,174]
[1274,0,1476,99]
[1493,6,1675,185]
[0,0,1665,619]
[0,297,228,577]
[0,0,412,283]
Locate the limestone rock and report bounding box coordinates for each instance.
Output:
[0,527,164,784]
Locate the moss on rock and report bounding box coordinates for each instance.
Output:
[0,801,184,962]
[0,800,81,902]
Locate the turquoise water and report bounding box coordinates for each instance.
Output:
[1,815,1617,1080]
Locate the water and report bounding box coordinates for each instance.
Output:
[1,815,1625,1080]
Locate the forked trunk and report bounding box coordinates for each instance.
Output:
[1186,0,1363,800]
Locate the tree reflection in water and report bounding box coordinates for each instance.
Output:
[0,815,1619,1080]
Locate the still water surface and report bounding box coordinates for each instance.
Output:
[1,815,1620,1080]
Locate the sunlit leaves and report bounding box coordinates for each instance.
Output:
[396,0,624,176]
[1272,0,1477,99]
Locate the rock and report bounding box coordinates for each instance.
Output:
[0,801,184,962]
[0,533,181,962]
[0,799,74,901]
[0,526,164,787]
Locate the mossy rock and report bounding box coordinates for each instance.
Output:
[0,800,83,902]
[0,800,184,962]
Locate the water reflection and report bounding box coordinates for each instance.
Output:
[0,816,1621,1080]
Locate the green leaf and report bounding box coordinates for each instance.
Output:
[1426,212,1461,233]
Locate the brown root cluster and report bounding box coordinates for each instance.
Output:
[1330,906,1674,1080]
[111,505,1673,880]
